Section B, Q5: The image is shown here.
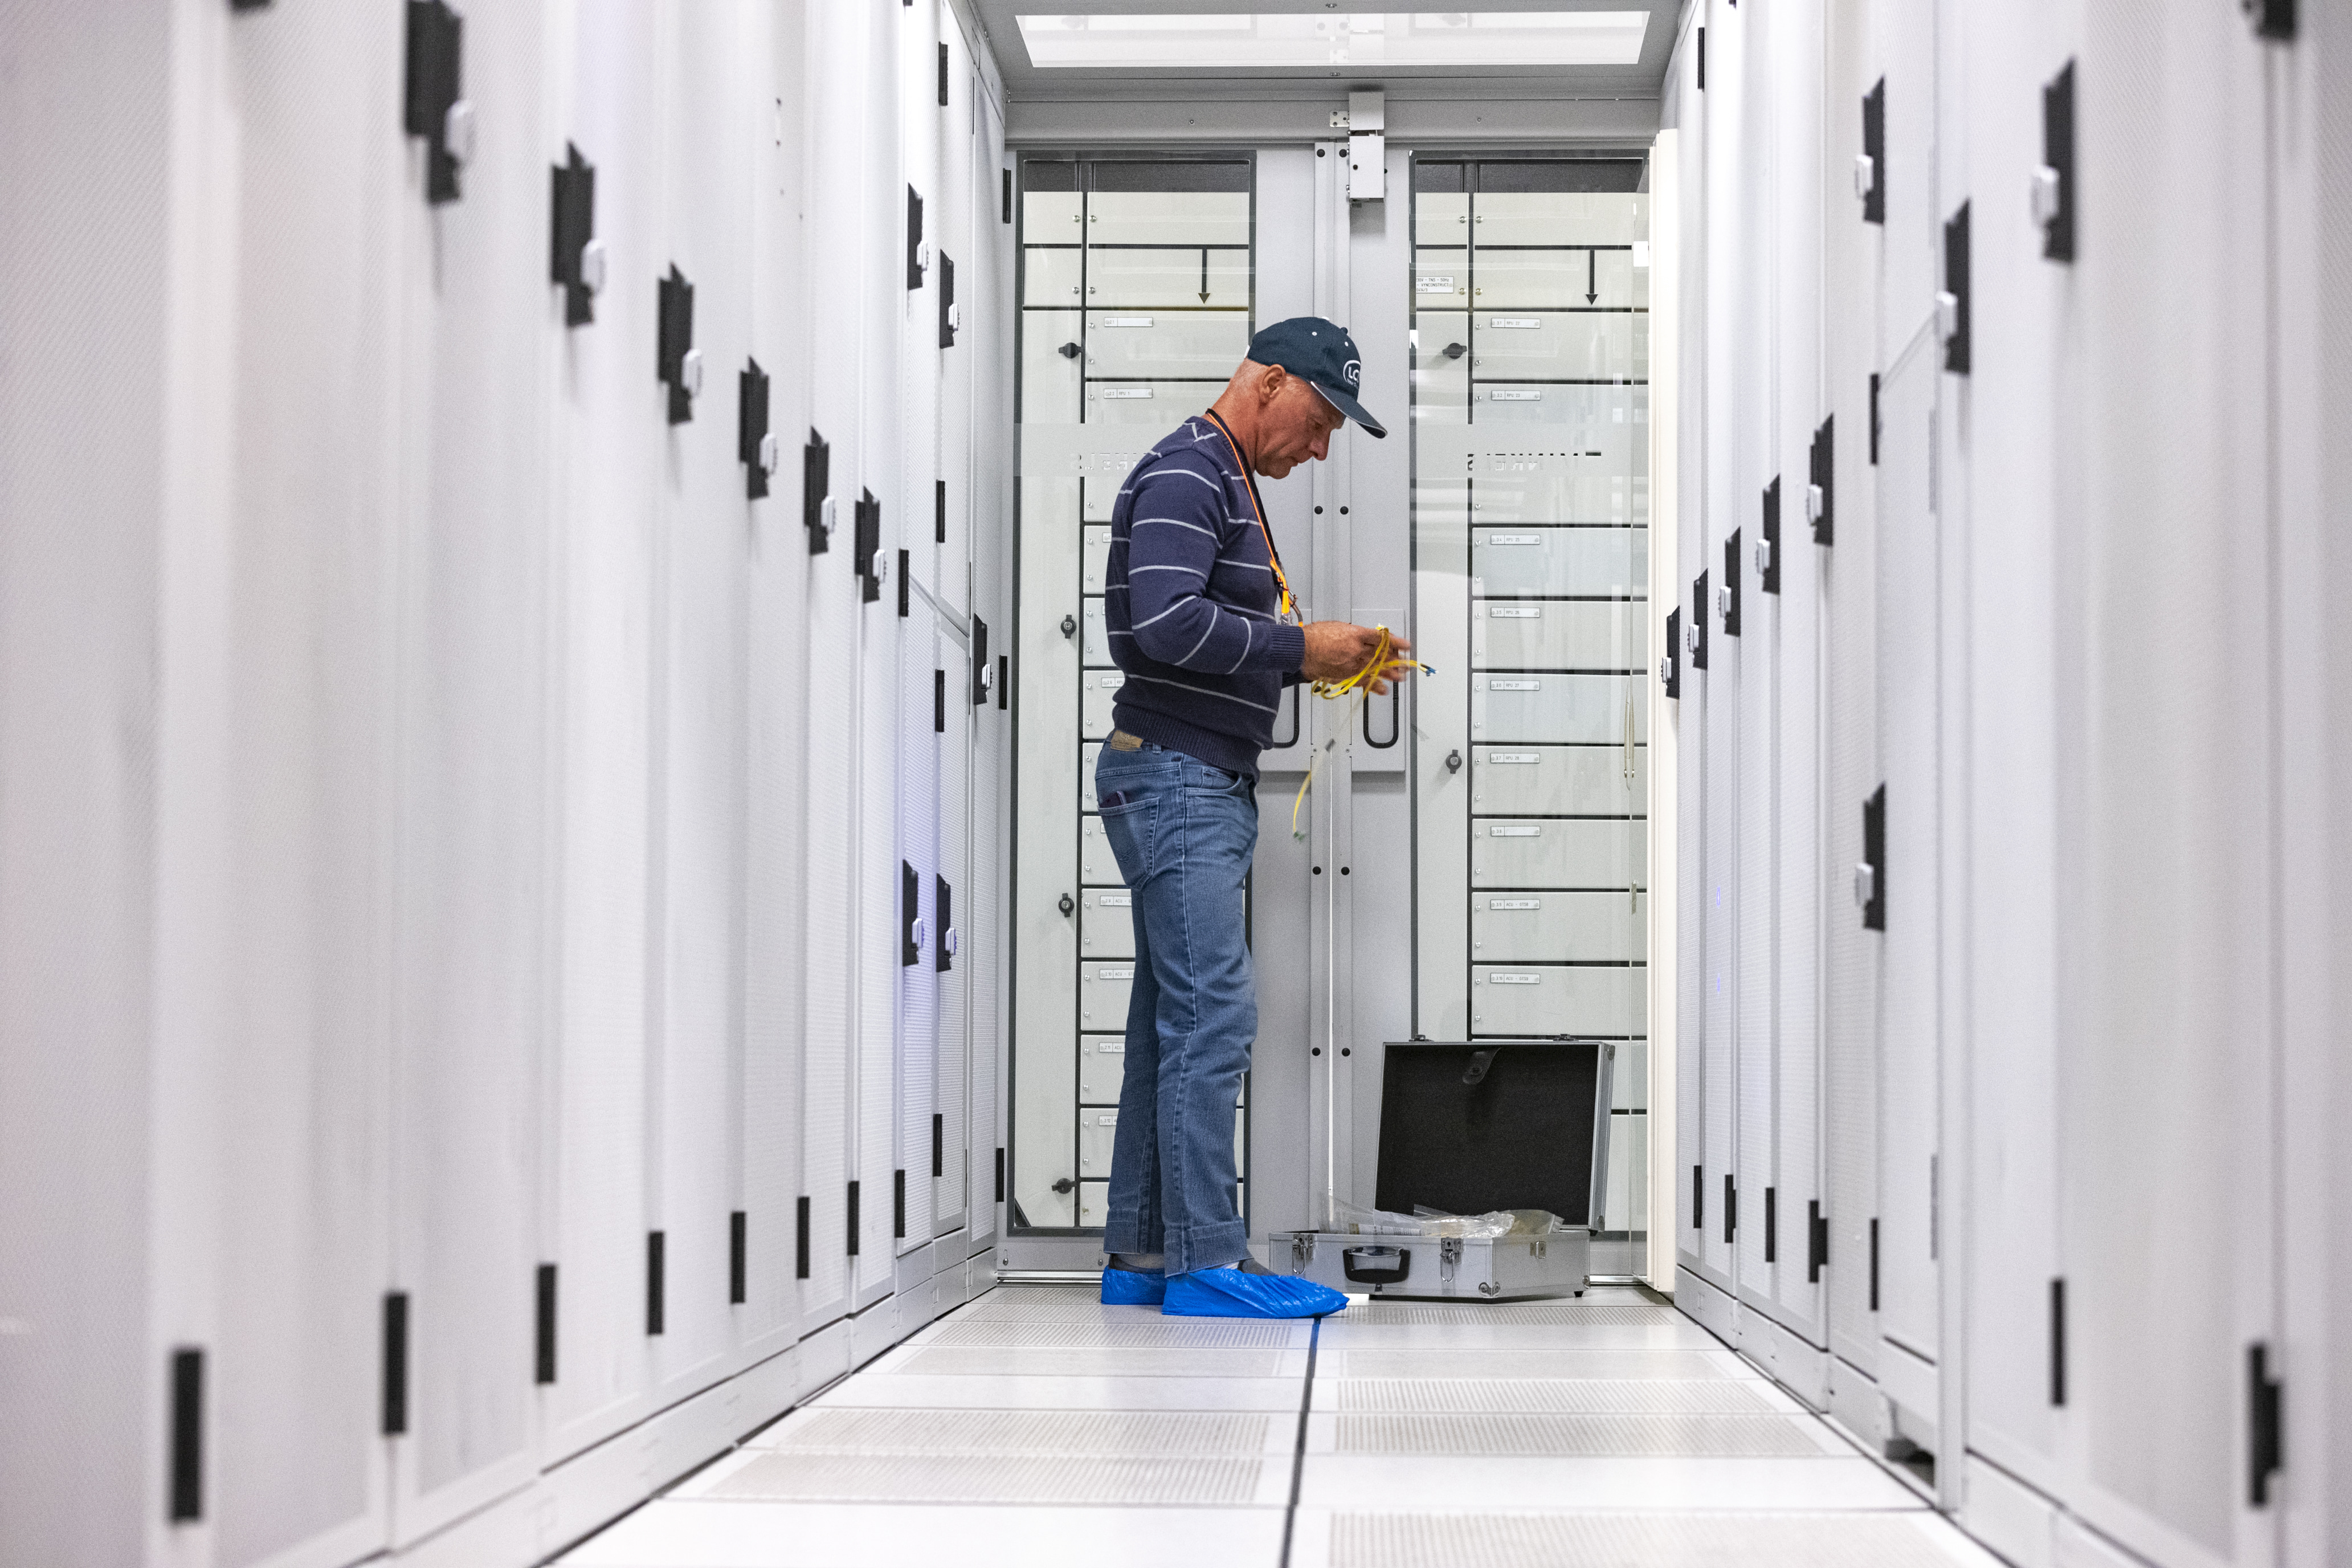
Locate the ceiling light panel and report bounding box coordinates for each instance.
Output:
[1015,11,1650,70]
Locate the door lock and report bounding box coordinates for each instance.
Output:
[1061,614,1077,639]
[1058,892,1075,917]
[1446,748,1463,774]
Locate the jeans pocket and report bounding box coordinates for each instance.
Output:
[1097,795,1155,883]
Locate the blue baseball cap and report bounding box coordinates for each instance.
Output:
[1247,316,1387,439]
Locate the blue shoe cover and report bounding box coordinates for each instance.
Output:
[1100,1265,1166,1306]
[1162,1266,1348,1319]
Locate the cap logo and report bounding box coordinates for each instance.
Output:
[1342,359,1361,387]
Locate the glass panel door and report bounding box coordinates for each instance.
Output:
[1410,156,1652,1275]
[1010,157,1255,1238]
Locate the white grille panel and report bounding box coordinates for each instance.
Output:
[775,1407,1271,1455]
[1330,1378,1774,1415]
[1330,1513,1975,1568]
[1334,1412,1823,1457]
[710,1451,1265,1505]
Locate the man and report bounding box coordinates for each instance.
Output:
[1093,317,1411,1318]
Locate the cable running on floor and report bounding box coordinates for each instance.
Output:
[1277,1316,1321,1568]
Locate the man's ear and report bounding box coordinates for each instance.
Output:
[1259,364,1288,406]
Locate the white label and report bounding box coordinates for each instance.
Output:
[1096,966,1134,980]
[1090,1040,1125,1052]
[1098,316,1153,328]
[1096,387,1153,399]
[1488,679,1540,691]
[1489,825,1542,838]
[1485,534,1540,546]
[1489,899,1543,910]
[1484,752,1540,764]
[1487,606,1541,619]
[1488,317,1541,329]
[1489,389,1542,402]
[1100,675,1122,687]
[1098,1114,1119,1125]
[1489,973,1542,985]
[1416,275,1457,293]
[1097,893,1132,907]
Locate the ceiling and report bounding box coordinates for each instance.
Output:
[966,0,1685,106]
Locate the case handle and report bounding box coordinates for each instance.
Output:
[1342,1246,1410,1284]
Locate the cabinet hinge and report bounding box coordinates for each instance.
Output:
[1807,1200,1827,1282]
[2049,1277,2067,1406]
[656,266,697,424]
[1860,79,1886,223]
[169,1347,204,1521]
[2250,1343,2284,1505]
[803,431,832,555]
[382,1292,409,1435]
[536,1263,558,1383]
[550,144,598,324]
[402,1,465,206]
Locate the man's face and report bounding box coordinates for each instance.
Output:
[1253,368,1348,479]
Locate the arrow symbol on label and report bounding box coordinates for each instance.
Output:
[1586,250,1598,305]
[1199,247,1211,303]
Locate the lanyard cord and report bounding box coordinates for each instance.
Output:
[1201,409,1298,624]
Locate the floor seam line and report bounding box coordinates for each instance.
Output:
[1277,1317,1320,1567]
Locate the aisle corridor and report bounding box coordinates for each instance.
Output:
[561,1285,2001,1567]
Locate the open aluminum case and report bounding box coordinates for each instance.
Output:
[1275,1039,1612,1301]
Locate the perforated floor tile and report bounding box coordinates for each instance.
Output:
[1310,1510,1992,1567]
[1298,1455,1922,1512]
[1329,1304,1677,1326]
[560,1501,1287,1568]
[810,1373,1305,1412]
[1320,1378,1778,1415]
[896,1345,1296,1378]
[767,1406,1280,1456]
[1326,1412,1833,1457]
[1334,1348,1736,1381]
[924,1319,1297,1350]
[1318,1322,1721,1351]
[707,1449,1275,1506]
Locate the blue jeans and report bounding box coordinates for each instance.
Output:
[1093,740,1257,1274]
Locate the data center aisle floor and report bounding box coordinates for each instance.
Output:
[558,1284,2004,1568]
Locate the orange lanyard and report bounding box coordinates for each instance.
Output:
[1202,409,1299,624]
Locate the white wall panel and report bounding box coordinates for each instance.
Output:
[738,0,814,1362]
[389,0,552,1534]
[1669,13,1709,1292]
[854,0,906,1297]
[897,618,940,1256]
[2274,8,2352,1566]
[546,0,663,1466]
[1873,327,1939,1390]
[797,0,867,1330]
[2063,4,2276,1562]
[206,5,403,1561]
[1819,0,1884,1382]
[1767,0,1826,1350]
[1955,0,2073,1498]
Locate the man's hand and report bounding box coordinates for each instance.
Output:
[1300,621,1416,695]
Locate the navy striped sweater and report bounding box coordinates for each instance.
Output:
[1105,416,1307,778]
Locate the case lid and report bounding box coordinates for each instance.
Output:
[1373,1040,1613,1226]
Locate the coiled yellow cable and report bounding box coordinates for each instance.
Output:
[1291,626,1434,840]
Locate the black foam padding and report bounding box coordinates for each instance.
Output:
[1374,1040,1606,1224]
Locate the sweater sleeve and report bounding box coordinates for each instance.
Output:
[1119,463,1307,675]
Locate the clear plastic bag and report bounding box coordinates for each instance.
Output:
[1326,1199,1570,1239]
